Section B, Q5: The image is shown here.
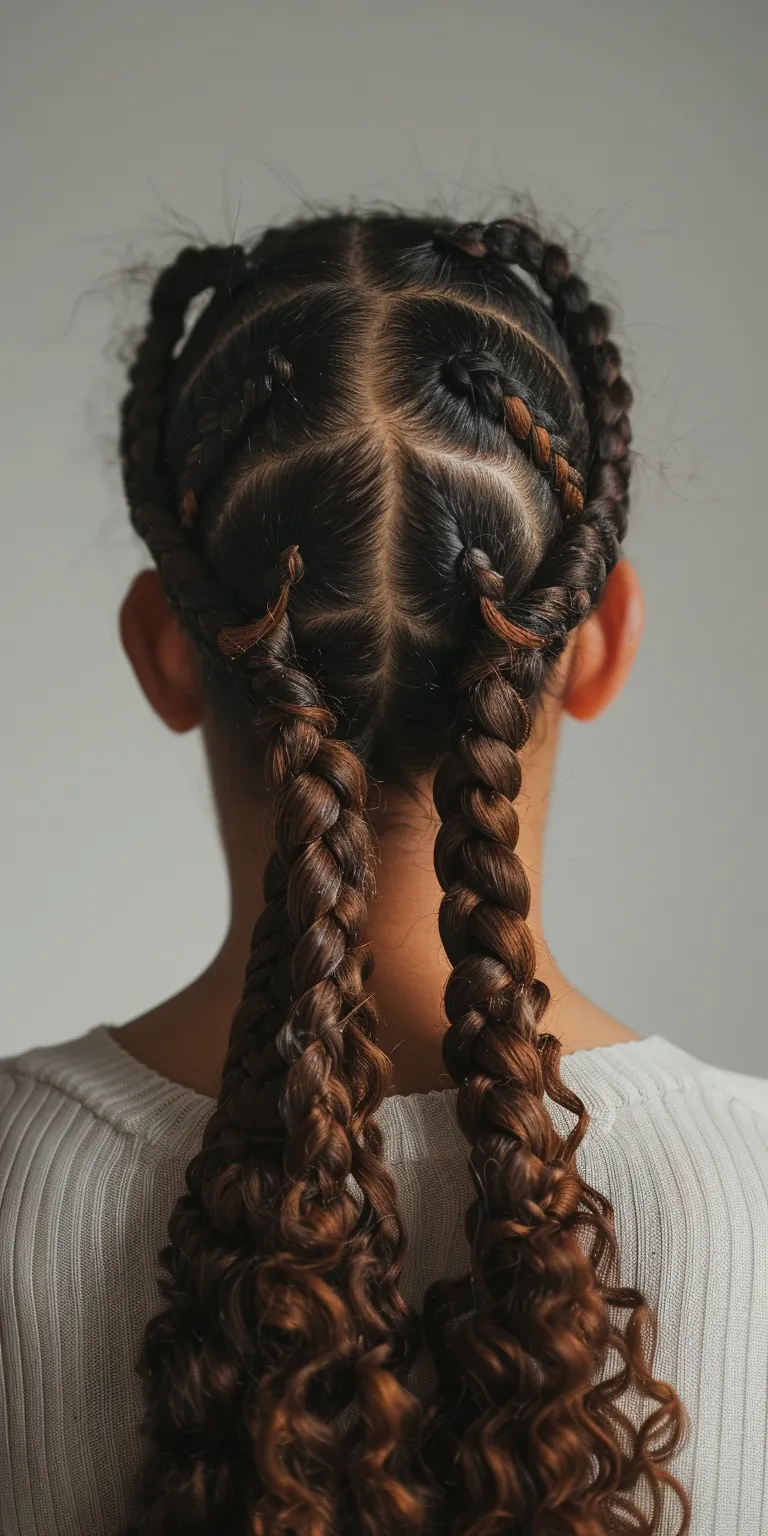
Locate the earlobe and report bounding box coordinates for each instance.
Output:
[563,559,644,723]
[119,570,203,734]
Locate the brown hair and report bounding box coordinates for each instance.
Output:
[120,210,688,1535]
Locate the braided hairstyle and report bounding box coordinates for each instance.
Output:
[119,210,689,1536]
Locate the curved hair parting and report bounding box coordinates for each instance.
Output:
[119,208,689,1535]
[180,351,295,528]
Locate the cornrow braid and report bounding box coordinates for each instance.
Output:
[120,246,429,1536]
[442,353,585,519]
[178,350,295,528]
[434,217,634,543]
[121,241,257,506]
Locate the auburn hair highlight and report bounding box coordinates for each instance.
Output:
[119,210,689,1535]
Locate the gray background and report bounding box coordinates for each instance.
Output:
[1,0,765,1071]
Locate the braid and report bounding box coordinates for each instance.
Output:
[423,217,688,1532]
[140,551,424,1535]
[442,353,586,519]
[121,242,256,505]
[420,547,688,1534]
[178,350,295,527]
[435,217,634,546]
[121,252,428,1535]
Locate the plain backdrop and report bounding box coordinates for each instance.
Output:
[1,0,766,1072]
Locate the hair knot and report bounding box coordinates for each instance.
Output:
[457,546,505,605]
[434,224,488,260]
[458,548,552,652]
[443,353,505,415]
[217,544,304,659]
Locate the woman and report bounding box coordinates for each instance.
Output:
[1,209,766,1536]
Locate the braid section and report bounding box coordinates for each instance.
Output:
[434,218,633,544]
[443,353,585,519]
[421,550,688,1536]
[120,250,429,1535]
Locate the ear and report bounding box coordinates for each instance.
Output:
[119,570,203,733]
[562,559,644,723]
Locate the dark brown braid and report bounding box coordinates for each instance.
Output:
[418,546,685,1535]
[178,351,295,528]
[435,217,633,544]
[418,217,687,1534]
[442,354,586,519]
[119,208,689,1536]
[121,248,428,1536]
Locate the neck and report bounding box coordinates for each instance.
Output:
[116,725,639,1101]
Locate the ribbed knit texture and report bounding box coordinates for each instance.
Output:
[1,1026,767,1536]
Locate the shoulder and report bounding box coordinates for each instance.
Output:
[0,1027,212,1239]
[0,1028,210,1391]
[564,1035,768,1243]
[692,1055,768,1119]
[569,1041,768,1529]
[0,1024,212,1152]
[561,1034,768,1240]
[562,1032,768,1131]
[0,1031,211,1535]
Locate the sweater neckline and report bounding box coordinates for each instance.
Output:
[11,1023,700,1163]
[97,1023,670,1110]
[98,1023,683,1105]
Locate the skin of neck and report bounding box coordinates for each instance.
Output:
[114,560,643,1099]
[117,667,636,1101]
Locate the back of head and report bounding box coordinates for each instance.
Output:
[120,209,687,1535]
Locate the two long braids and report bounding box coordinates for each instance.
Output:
[121,244,427,1536]
[420,220,687,1534]
[119,210,689,1536]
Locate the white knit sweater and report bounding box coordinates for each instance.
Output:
[1,1025,767,1536]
